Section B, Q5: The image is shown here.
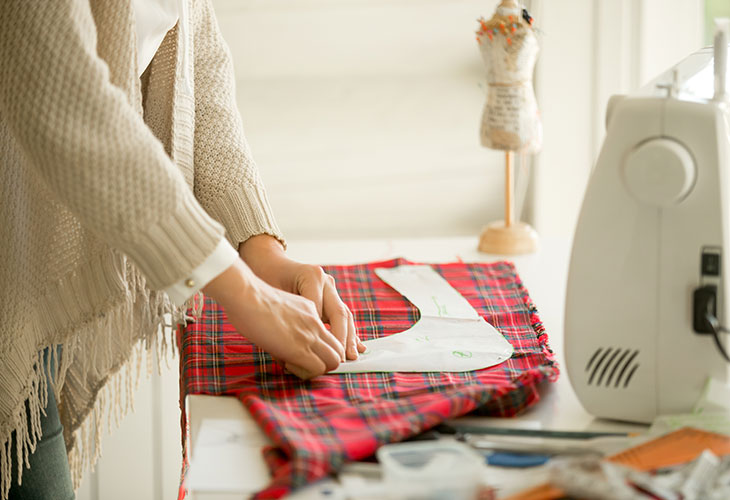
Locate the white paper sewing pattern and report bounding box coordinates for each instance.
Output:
[331,265,514,373]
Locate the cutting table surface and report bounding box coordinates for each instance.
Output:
[185,236,648,499]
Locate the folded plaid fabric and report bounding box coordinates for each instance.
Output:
[179,258,559,498]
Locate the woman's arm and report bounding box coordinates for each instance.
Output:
[0,0,223,289]
[0,0,345,378]
[189,0,364,363]
[191,0,284,250]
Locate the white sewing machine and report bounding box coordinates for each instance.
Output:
[565,22,730,424]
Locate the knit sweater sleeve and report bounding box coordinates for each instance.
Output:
[0,0,225,290]
[191,0,285,250]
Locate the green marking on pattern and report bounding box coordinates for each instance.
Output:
[431,296,448,317]
[452,350,473,359]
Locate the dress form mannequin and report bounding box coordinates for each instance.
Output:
[476,0,541,254]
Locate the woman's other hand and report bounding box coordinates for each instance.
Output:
[202,259,344,379]
[239,235,366,361]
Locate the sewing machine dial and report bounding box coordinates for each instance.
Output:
[622,138,696,207]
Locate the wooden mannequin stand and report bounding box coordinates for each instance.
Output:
[478,151,538,254]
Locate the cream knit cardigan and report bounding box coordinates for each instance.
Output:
[0,0,283,495]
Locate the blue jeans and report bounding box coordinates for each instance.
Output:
[7,348,74,500]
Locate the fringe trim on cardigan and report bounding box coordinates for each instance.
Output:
[0,264,194,499]
[66,322,178,489]
[0,347,58,500]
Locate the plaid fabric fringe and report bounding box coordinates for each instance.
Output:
[179,258,559,498]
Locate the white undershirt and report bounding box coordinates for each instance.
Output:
[164,238,239,305]
[133,0,179,77]
[133,0,238,304]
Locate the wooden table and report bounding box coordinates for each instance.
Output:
[185,236,648,499]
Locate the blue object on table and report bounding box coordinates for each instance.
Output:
[486,452,550,468]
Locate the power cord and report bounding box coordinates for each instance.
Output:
[704,313,730,362]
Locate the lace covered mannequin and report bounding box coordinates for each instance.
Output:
[475,0,540,255]
[477,1,542,153]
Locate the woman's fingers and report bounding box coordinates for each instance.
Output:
[346,314,358,359]
[321,277,353,360]
[298,299,345,362]
[284,334,341,379]
[284,362,317,380]
[297,267,325,318]
[342,305,358,359]
[347,310,367,355]
[320,274,363,360]
[311,337,342,373]
[298,269,356,360]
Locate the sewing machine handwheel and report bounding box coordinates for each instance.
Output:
[622,138,696,207]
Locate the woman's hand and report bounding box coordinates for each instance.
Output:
[239,235,366,361]
[202,259,345,379]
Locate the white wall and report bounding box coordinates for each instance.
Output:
[218,0,704,241]
[529,0,595,237]
[532,0,704,239]
[215,0,509,239]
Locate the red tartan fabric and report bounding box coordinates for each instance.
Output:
[179,258,559,498]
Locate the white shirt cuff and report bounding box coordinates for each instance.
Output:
[164,237,238,306]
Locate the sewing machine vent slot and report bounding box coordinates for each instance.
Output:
[585,347,640,388]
